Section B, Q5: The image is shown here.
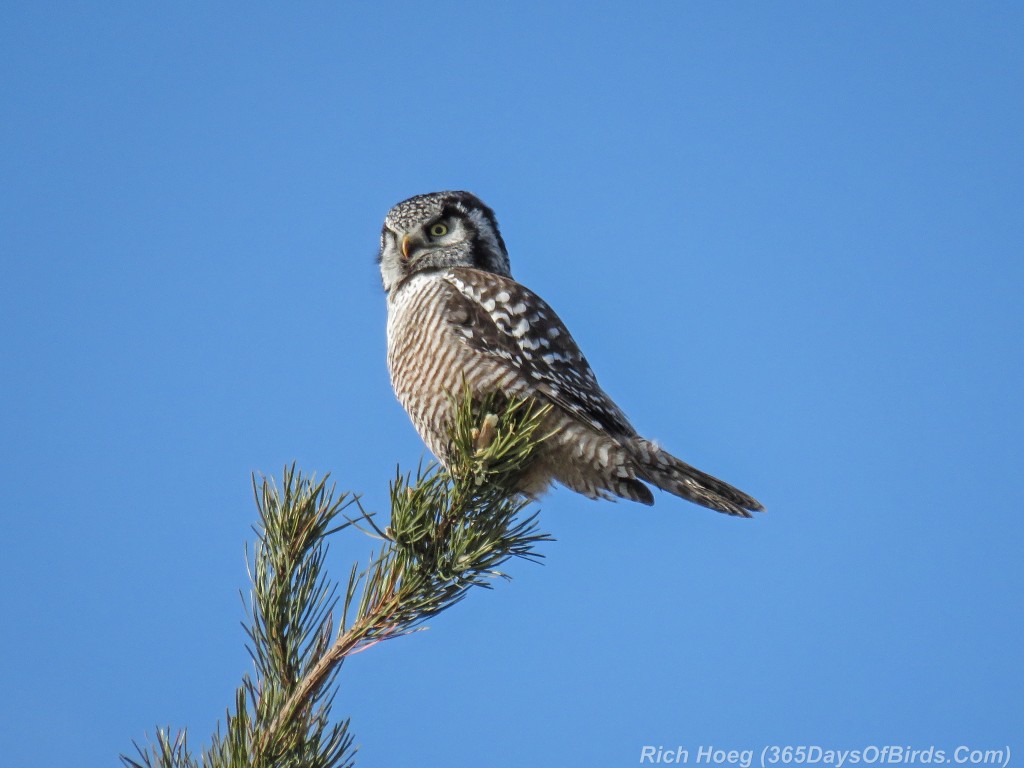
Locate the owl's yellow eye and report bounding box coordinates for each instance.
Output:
[428,222,448,238]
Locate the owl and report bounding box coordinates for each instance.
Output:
[378,191,763,517]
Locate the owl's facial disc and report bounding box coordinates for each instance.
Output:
[378,190,512,294]
[393,216,468,268]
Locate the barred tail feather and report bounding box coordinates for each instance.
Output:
[632,438,764,518]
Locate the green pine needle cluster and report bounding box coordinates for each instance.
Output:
[123,390,553,768]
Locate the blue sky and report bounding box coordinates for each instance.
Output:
[1,2,1021,766]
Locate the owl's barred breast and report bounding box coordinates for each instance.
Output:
[386,272,527,465]
[386,270,650,501]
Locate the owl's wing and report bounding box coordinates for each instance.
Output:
[442,268,637,437]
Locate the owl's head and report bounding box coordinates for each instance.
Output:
[378,191,510,293]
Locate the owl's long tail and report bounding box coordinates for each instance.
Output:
[631,438,764,517]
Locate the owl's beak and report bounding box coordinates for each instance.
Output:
[400,232,429,262]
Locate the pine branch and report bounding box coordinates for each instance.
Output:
[123,390,553,768]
